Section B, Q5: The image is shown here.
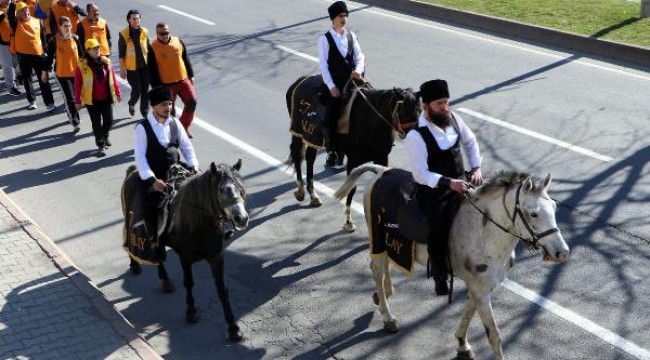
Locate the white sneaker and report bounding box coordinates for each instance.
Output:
[27,102,37,110]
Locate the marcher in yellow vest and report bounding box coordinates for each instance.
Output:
[118,9,150,119]
[74,38,121,156]
[0,0,21,95]
[49,0,85,35]
[47,15,81,132]
[148,22,197,137]
[76,3,110,56]
[8,0,55,110]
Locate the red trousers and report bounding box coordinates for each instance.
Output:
[169,78,197,130]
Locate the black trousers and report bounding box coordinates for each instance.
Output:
[323,95,343,153]
[86,100,114,147]
[126,67,150,117]
[17,53,54,105]
[57,77,80,126]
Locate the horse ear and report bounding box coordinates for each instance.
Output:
[210,162,217,174]
[233,159,242,172]
[523,177,534,191]
[542,172,552,190]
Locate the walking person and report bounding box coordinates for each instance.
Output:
[76,2,110,56]
[148,22,197,137]
[8,0,55,110]
[47,15,81,132]
[74,38,121,156]
[404,79,483,296]
[118,9,149,118]
[0,0,21,95]
[48,0,85,35]
[318,0,365,168]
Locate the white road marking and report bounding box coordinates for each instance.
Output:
[157,5,216,26]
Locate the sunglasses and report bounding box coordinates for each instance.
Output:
[157,31,170,36]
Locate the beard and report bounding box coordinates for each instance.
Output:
[429,111,452,128]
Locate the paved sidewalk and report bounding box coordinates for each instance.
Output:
[0,189,162,360]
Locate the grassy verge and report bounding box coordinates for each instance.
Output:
[418,0,650,48]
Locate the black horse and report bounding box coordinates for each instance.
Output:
[286,75,420,218]
[121,160,249,342]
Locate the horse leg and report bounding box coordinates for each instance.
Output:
[128,256,142,275]
[210,254,243,342]
[342,186,357,232]
[305,146,321,207]
[382,258,393,298]
[180,259,199,323]
[157,263,175,293]
[474,293,504,360]
[290,136,305,202]
[370,255,398,332]
[455,292,477,360]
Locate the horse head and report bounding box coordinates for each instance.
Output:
[515,173,570,263]
[209,159,249,231]
[391,88,420,135]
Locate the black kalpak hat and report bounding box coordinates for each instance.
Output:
[149,86,173,107]
[328,1,348,20]
[418,79,450,103]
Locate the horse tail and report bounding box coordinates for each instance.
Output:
[125,164,137,178]
[334,164,390,200]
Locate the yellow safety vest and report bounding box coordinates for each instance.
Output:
[54,35,79,78]
[77,56,116,105]
[80,17,110,55]
[150,36,188,84]
[15,17,43,55]
[119,26,148,71]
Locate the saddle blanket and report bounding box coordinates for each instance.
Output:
[288,75,327,149]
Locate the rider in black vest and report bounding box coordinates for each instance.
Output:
[133,86,198,265]
[404,79,484,295]
[318,1,365,168]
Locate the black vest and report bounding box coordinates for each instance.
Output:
[414,118,464,181]
[140,119,180,181]
[325,31,355,90]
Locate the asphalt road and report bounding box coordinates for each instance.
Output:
[1,0,649,359]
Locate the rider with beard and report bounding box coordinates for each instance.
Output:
[404,79,483,296]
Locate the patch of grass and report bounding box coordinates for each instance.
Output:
[419,0,650,47]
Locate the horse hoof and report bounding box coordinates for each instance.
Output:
[383,319,398,333]
[186,310,200,323]
[129,262,142,275]
[310,197,322,207]
[372,292,379,305]
[161,280,175,293]
[342,222,356,233]
[457,349,475,360]
[228,325,243,342]
[294,189,305,202]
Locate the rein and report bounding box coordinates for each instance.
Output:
[351,79,409,139]
[462,183,559,250]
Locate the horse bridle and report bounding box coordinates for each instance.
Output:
[464,183,559,249]
[351,80,415,139]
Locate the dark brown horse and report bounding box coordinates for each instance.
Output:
[121,160,249,342]
[286,75,420,221]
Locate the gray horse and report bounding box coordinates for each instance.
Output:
[334,164,570,360]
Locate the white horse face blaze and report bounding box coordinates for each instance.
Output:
[525,192,569,263]
[219,182,249,231]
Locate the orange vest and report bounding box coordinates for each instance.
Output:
[119,26,148,71]
[150,36,188,84]
[77,56,116,105]
[0,5,11,43]
[51,2,80,34]
[15,17,43,56]
[54,35,79,77]
[80,17,110,55]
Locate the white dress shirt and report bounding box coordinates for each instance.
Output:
[318,28,365,90]
[404,111,482,188]
[134,114,198,181]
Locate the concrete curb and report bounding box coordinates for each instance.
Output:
[357,0,650,69]
[0,189,164,360]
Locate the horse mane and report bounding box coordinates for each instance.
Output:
[472,170,545,198]
[170,163,247,234]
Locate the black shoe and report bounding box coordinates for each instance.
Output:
[186,130,193,139]
[104,137,112,147]
[335,153,345,169]
[434,275,449,296]
[9,87,21,96]
[325,152,337,167]
[128,105,135,116]
[96,146,106,157]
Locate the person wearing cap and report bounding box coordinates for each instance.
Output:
[133,86,198,257]
[404,79,483,296]
[47,15,82,132]
[74,38,121,156]
[0,0,21,95]
[147,22,197,137]
[77,3,111,56]
[118,9,150,119]
[48,0,85,36]
[8,0,55,110]
[318,0,365,168]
